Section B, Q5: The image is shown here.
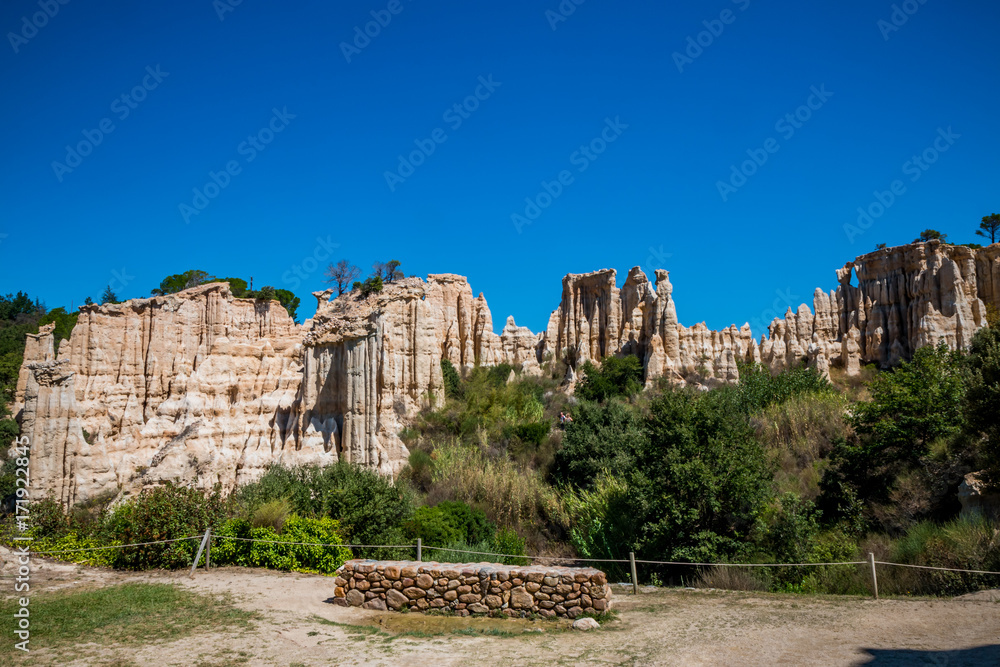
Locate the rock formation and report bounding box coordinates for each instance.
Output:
[17,240,1000,505]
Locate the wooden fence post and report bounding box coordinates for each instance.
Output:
[417,538,422,562]
[189,528,211,579]
[630,552,638,595]
[868,552,879,600]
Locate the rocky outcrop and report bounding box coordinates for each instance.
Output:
[18,240,1000,504]
[19,284,311,506]
[332,559,612,618]
[761,241,998,377]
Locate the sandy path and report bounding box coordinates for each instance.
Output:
[5,554,999,666]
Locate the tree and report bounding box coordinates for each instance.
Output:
[875,243,887,250]
[220,277,248,297]
[101,285,119,305]
[575,355,644,403]
[324,260,361,296]
[976,213,1000,245]
[83,297,93,306]
[384,260,402,283]
[372,260,403,284]
[965,324,1000,488]
[915,229,948,243]
[819,341,967,529]
[246,285,299,322]
[151,270,215,296]
[355,276,384,298]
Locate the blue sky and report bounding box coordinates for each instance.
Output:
[1,0,997,337]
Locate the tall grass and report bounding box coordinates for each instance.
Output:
[425,440,568,550]
[752,392,850,498]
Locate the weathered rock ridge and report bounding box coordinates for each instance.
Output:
[18,240,1000,504]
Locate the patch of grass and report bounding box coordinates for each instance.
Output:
[309,612,567,639]
[0,583,256,657]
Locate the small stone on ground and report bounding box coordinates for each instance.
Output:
[572,617,600,631]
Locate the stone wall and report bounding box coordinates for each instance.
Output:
[332,560,611,619]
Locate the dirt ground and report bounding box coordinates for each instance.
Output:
[4,553,999,667]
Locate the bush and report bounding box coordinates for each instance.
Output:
[888,516,1000,595]
[231,463,414,559]
[104,484,226,570]
[575,356,643,403]
[212,515,352,574]
[441,359,462,399]
[551,399,647,490]
[28,532,116,568]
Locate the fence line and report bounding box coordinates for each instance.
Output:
[17,536,1000,577]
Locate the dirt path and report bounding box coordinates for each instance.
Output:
[6,554,1000,666]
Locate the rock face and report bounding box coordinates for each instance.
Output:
[17,240,1000,504]
[332,559,612,619]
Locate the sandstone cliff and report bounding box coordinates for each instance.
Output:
[18,240,1000,504]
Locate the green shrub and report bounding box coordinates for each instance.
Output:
[404,500,494,548]
[29,532,116,567]
[514,422,550,446]
[104,484,226,570]
[213,515,352,574]
[441,359,463,399]
[575,356,643,403]
[404,506,464,547]
[563,475,637,580]
[232,463,414,559]
[551,399,647,489]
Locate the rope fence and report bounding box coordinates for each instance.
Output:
[11,532,1000,599]
[17,536,1000,574]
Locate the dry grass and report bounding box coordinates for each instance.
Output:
[426,441,568,549]
[752,392,851,498]
[696,565,771,592]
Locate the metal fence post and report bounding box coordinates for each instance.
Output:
[417,538,422,562]
[630,552,638,595]
[868,552,879,600]
[206,531,212,569]
[189,528,211,579]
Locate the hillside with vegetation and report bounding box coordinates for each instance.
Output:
[4,238,1000,597]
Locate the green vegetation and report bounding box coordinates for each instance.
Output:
[976,213,1000,244]
[0,583,255,658]
[575,355,643,402]
[5,274,1000,597]
[148,270,301,321]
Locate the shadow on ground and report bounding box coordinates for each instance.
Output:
[858,645,1000,666]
